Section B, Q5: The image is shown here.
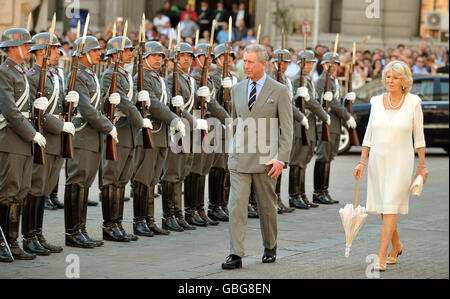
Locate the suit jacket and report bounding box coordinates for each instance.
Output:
[315,72,351,134]
[0,58,36,156]
[27,64,65,156]
[68,63,113,153]
[228,76,293,173]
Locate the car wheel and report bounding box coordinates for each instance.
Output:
[338,125,351,155]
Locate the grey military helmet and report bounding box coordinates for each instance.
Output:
[271,49,291,63]
[143,41,166,58]
[179,42,194,56]
[105,36,134,57]
[297,50,317,63]
[72,36,101,56]
[0,28,32,49]
[321,51,340,65]
[213,43,236,61]
[30,32,61,52]
[194,43,214,58]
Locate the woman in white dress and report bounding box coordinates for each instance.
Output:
[353,61,429,271]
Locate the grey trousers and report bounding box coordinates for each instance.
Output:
[0,152,32,203]
[315,133,340,162]
[289,137,315,168]
[66,148,101,188]
[102,146,135,188]
[134,146,168,188]
[30,154,64,197]
[228,169,278,257]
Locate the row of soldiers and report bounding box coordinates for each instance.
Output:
[0,27,356,263]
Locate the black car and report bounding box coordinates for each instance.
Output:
[338,74,449,154]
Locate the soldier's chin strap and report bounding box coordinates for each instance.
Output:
[216,59,223,69]
[86,52,93,65]
[196,57,204,69]
[18,46,25,62]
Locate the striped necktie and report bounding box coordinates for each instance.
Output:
[248,81,257,111]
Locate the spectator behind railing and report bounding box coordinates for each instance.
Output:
[179,13,199,39]
[180,3,198,22]
[412,56,429,74]
[154,10,171,34]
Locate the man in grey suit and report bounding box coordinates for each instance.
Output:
[222,44,293,270]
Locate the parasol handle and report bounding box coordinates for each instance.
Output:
[354,177,360,208]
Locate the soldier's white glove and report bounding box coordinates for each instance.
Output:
[33,132,46,147]
[300,117,309,130]
[108,93,121,105]
[171,95,184,107]
[221,77,232,89]
[325,114,331,125]
[346,116,357,129]
[195,118,208,132]
[197,86,211,103]
[138,90,151,107]
[169,118,186,137]
[108,126,119,143]
[65,91,79,108]
[323,91,333,102]
[345,92,356,102]
[62,122,75,136]
[296,87,310,101]
[142,118,153,129]
[34,97,49,111]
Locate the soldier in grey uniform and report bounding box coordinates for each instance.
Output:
[23,32,76,255]
[64,36,117,248]
[207,43,237,221]
[313,52,357,205]
[269,49,305,213]
[100,36,154,241]
[184,43,230,227]
[162,42,209,232]
[0,28,44,262]
[290,50,331,208]
[132,41,185,236]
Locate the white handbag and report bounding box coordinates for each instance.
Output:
[410,175,424,196]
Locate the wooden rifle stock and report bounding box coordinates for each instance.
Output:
[321,70,331,142]
[222,42,231,114]
[137,41,154,149]
[199,47,211,142]
[172,49,181,116]
[298,57,310,146]
[347,63,360,146]
[105,56,120,161]
[33,46,52,165]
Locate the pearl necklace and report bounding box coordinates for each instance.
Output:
[388,93,405,109]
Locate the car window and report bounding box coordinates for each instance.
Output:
[411,79,434,101]
[436,79,449,101]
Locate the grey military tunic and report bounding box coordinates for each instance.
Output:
[0,58,36,203]
[189,67,230,176]
[66,63,114,188]
[133,67,179,188]
[100,64,145,188]
[209,67,237,170]
[27,64,65,197]
[290,72,330,167]
[162,70,197,183]
[315,72,351,162]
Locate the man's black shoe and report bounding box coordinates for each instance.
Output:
[262,245,277,263]
[221,254,242,270]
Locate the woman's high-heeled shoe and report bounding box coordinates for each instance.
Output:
[387,243,403,265]
[374,263,386,272]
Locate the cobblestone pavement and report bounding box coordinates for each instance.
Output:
[0,148,448,279]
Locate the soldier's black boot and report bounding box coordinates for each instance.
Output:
[64,185,95,248]
[146,184,170,235]
[197,174,218,225]
[276,174,295,213]
[299,167,319,208]
[185,174,207,227]
[101,185,127,242]
[313,161,333,205]
[161,181,184,232]
[133,182,153,237]
[0,201,14,262]
[208,168,228,221]
[8,202,36,260]
[44,196,57,210]
[49,180,64,209]
[22,194,50,256]
[288,166,310,209]
[117,186,138,241]
[35,195,63,253]
[323,162,339,204]
[174,182,196,230]
[80,188,104,246]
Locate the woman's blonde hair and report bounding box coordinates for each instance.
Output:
[382,60,413,94]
